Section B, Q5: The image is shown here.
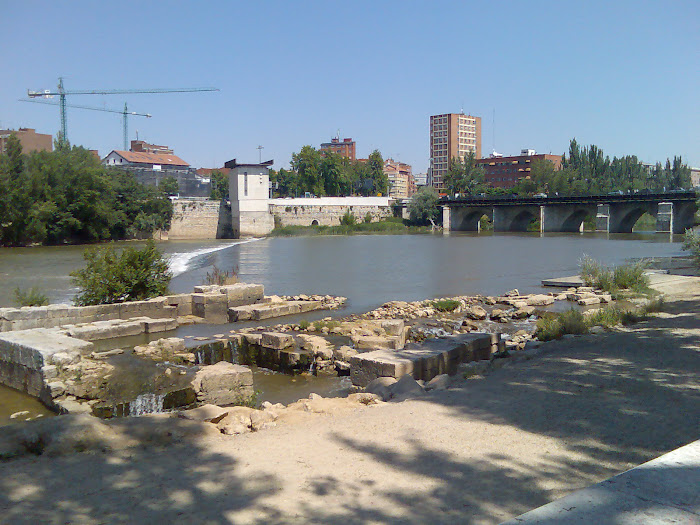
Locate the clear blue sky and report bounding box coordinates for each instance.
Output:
[2,1,698,172]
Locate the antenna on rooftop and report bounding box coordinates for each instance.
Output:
[492,108,496,153]
[257,145,264,163]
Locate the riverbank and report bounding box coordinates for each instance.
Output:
[1,274,698,523]
[269,217,432,236]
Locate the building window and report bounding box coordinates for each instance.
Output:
[244,172,248,196]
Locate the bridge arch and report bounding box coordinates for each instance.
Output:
[615,205,654,234]
[542,206,597,233]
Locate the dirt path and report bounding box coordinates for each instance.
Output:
[1,279,699,524]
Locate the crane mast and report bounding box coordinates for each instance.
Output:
[27,77,218,145]
[20,97,151,150]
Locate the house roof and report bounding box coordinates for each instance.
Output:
[108,150,189,167]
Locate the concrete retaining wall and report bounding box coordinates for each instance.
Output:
[0,283,266,332]
[167,198,233,240]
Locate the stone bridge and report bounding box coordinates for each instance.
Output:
[442,192,697,234]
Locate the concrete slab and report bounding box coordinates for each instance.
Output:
[542,275,585,287]
[502,439,700,524]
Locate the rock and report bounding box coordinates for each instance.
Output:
[47,381,66,398]
[578,297,601,306]
[335,360,351,374]
[216,406,255,435]
[389,374,425,401]
[526,294,555,306]
[425,374,451,391]
[295,334,333,359]
[178,404,229,424]
[9,411,29,419]
[260,332,295,350]
[250,409,277,431]
[512,306,536,319]
[505,289,519,297]
[380,319,405,336]
[308,393,323,400]
[90,348,124,359]
[490,308,509,321]
[366,376,398,402]
[463,305,488,320]
[333,345,357,361]
[190,362,254,406]
[589,325,606,334]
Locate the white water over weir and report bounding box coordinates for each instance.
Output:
[129,393,165,417]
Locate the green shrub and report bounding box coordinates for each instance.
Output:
[535,309,588,341]
[71,239,171,305]
[683,228,700,268]
[364,212,373,224]
[298,320,310,330]
[340,210,357,226]
[13,287,49,307]
[204,265,238,286]
[579,256,649,294]
[432,299,460,312]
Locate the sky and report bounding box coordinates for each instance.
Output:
[1,1,698,173]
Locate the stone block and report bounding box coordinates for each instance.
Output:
[192,293,229,324]
[0,329,93,371]
[193,285,221,294]
[349,350,416,387]
[578,297,602,306]
[142,317,178,333]
[260,332,295,350]
[380,319,405,336]
[253,303,301,320]
[219,283,265,307]
[164,294,194,316]
[351,335,404,351]
[190,362,254,406]
[526,294,555,306]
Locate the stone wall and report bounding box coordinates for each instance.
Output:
[269,197,393,227]
[167,198,232,240]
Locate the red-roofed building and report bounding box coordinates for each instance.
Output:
[103,150,190,170]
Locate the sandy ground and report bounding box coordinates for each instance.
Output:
[1,277,699,524]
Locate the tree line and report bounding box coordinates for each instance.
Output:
[441,139,692,197]
[270,147,389,197]
[0,134,173,246]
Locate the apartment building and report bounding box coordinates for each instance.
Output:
[429,113,481,191]
[383,158,416,199]
[476,149,563,189]
[0,128,53,154]
[320,137,356,161]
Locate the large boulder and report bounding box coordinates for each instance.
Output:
[366,376,398,402]
[190,362,254,406]
[389,374,425,401]
[463,305,488,320]
[295,334,333,359]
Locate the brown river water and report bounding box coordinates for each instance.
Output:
[0,231,685,424]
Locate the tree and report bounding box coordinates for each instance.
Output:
[366,150,388,196]
[71,240,172,305]
[159,176,180,197]
[291,146,323,196]
[208,171,229,200]
[443,150,485,196]
[408,186,440,225]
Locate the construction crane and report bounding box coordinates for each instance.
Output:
[27,77,219,144]
[20,98,151,150]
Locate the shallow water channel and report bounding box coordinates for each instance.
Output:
[0,231,685,424]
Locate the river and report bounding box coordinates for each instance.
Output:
[0,231,685,423]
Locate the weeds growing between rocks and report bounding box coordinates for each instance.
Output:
[579,255,650,296]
